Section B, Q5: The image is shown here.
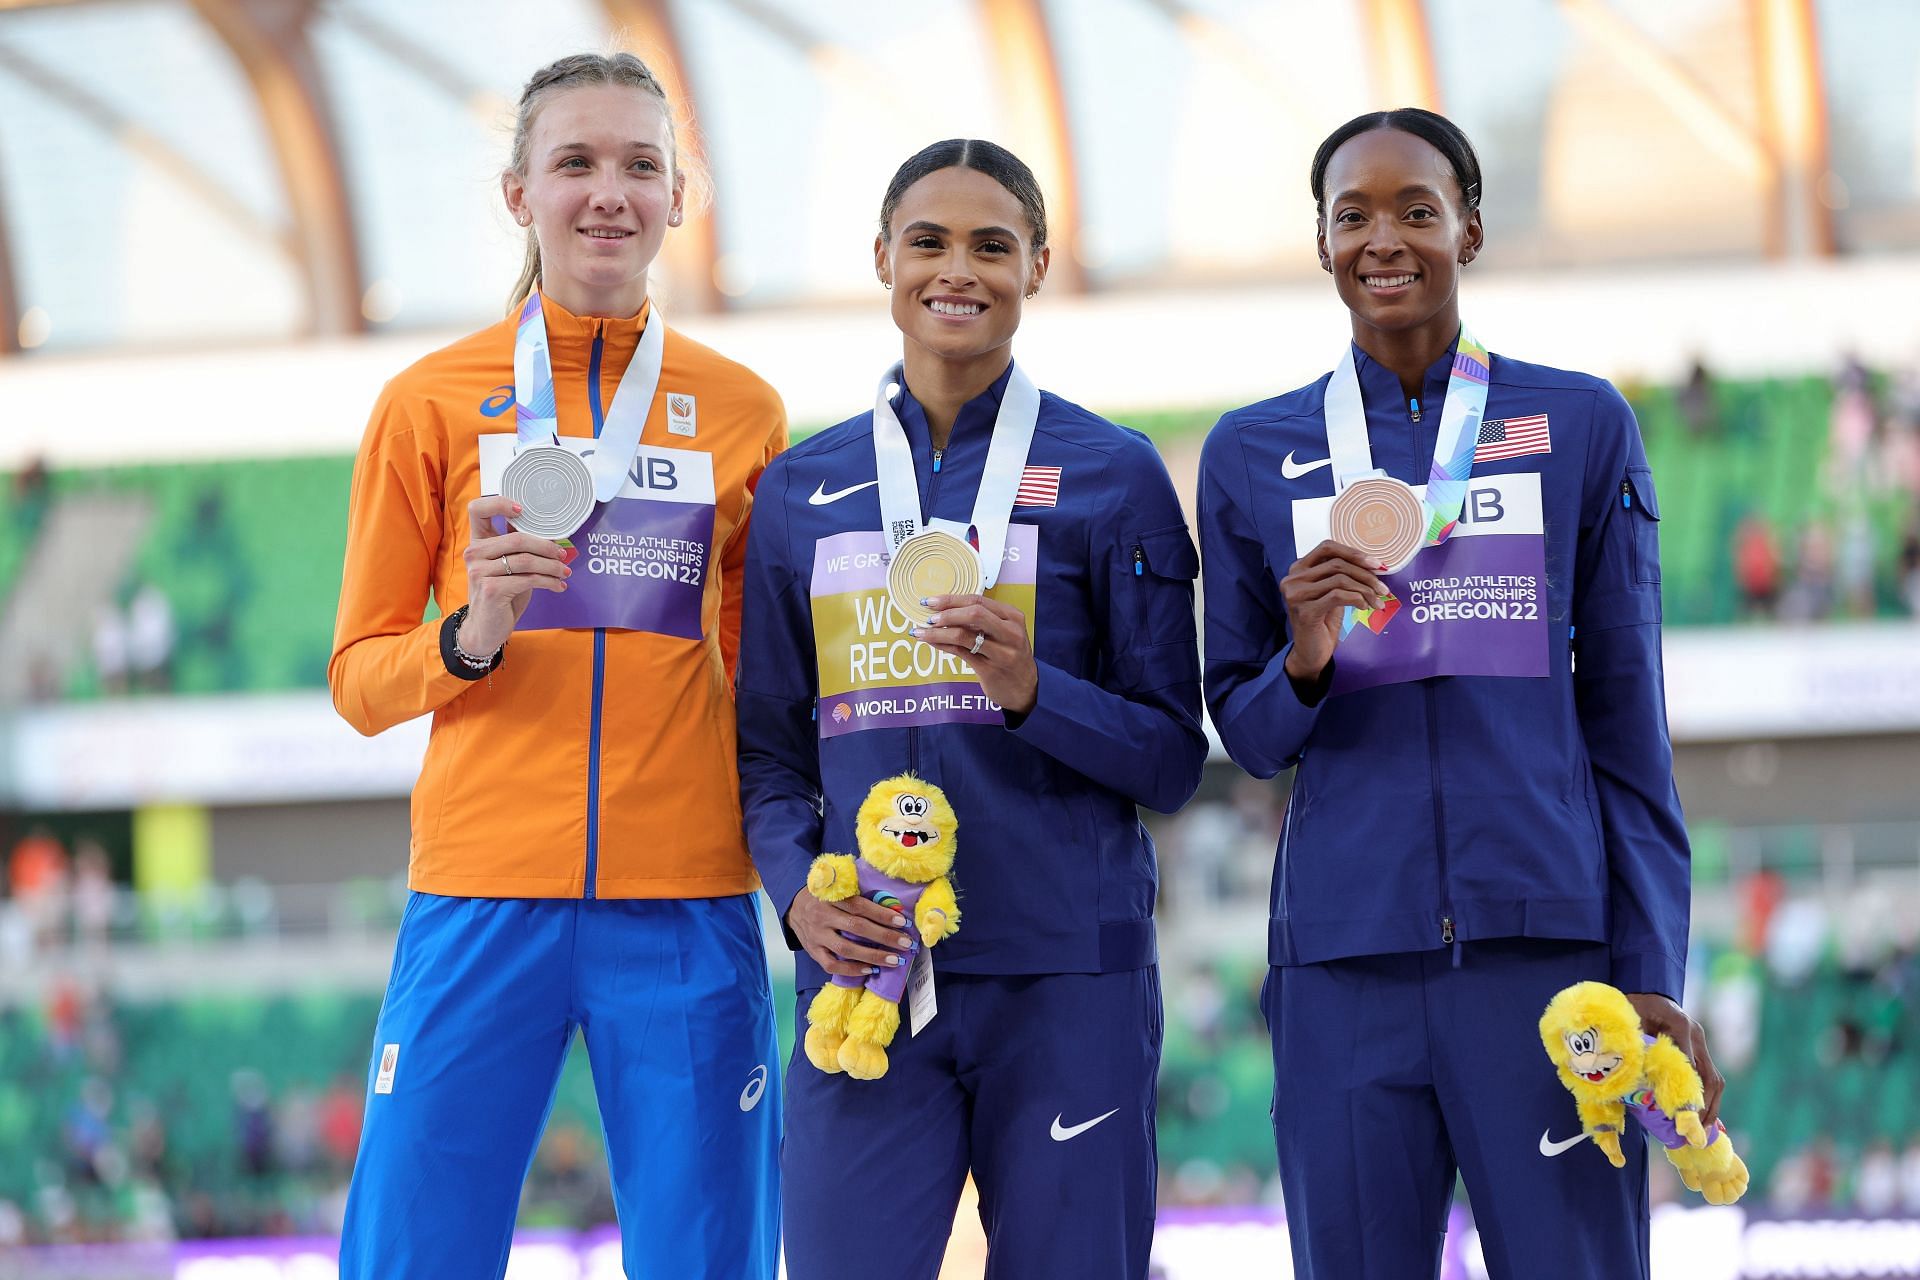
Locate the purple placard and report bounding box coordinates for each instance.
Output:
[1329,532,1549,695]
[517,497,714,639]
[818,680,1008,738]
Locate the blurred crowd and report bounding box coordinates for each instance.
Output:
[0,976,614,1247]
[1720,355,1920,621]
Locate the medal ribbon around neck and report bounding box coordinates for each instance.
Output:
[513,290,666,502]
[871,360,1042,590]
[1321,326,1492,636]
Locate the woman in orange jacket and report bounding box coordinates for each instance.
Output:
[328,52,784,1279]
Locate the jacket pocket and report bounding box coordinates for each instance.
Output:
[1623,466,1662,586]
[1129,523,1200,644]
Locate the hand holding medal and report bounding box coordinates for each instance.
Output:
[1280,541,1392,684]
[457,494,574,656]
[911,593,1039,716]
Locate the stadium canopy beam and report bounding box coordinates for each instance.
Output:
[976,0,1084,293]
[0,139,17,354]
[1752,0,1834,258]
[191,0,367,336]
[0,41,290,259]
[325,4,510,126]
[599,0,724,313]
[1359,0,1442,111]
[1559,1,1783,232]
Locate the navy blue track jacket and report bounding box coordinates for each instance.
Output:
[738,365,1208,987]
[1198,341,1691,1000]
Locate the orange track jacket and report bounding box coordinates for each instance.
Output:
[330,295,786,898]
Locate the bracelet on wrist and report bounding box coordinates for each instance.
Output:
[440,604,505,681]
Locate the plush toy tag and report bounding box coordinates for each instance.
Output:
[907,946,937,1034]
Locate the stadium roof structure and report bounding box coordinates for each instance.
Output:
[0,0,1881,360]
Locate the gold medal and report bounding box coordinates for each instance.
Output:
[1330,476,1425,573]
[887,530,982,626]
[503,445,595,540]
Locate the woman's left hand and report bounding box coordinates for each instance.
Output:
[1626,992,1725,1129]
[913,594,1038,715]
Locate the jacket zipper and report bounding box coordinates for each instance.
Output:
[1277,772,1298,924]
[584,322,607,899]
[909,441,948,775]
[1410,392,1452,950]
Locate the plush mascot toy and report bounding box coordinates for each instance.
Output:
[803,773,960,1080]
[1539,981,1750,1205]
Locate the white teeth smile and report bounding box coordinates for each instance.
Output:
[929,299,983,316]
[1364,274,1416,287]
[583,229,631,239]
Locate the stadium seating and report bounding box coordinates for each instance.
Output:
[2,371,1910,702]
[1,948,1910,1237]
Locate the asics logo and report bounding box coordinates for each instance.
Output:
[481,385,515,417]
[809,479,880,506]
[1538,1129,1589,1158]
[1280,450,1332,480]
[739,1065,768,1112]
[1050,1108,1119,1142]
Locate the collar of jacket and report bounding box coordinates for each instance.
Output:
[1349,336,1462,419]
[529,290,655,376]
[890,360,1017,474]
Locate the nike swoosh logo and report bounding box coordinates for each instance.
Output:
[1050,1108,1120,1142]
[1280,451,1332,480]
[808,479,880,506]
[1539,1129,1590,1157]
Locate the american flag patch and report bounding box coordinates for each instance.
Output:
[1474,414,1550,463]
[1014,465,1061,507]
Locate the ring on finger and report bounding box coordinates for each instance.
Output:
[504,554,516,576]
[969,631,986,656]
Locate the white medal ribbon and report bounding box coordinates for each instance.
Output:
[514,291,666,503]
[1321,335,1488,508]
[871,360,1041,589]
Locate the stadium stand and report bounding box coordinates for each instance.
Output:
[2,370,1917,704]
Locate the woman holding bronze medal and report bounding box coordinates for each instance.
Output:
[737,140,1206,1279]
[328,53,784,1279]
[1197,109,1722,1278]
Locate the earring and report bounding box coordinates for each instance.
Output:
[668,211,682,226]
[517,213,531,227]
[883,281,893,291]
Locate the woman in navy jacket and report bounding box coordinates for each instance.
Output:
[737,140,1205,1280]
[1197,109,1724,1279]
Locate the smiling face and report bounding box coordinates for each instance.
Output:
[1316,127,1482,353]
[503,83,684,318]
[855,773,959,884]
[879,792,939,849]
[1562,1027,1626,1083]
[875,166,1048,376]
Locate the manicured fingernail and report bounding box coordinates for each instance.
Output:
[891,915,905,927]
[867,966,879,975]
[908,626,922,638]
[920,597,933,607]
[562,567,572,577]
[513,503,523,513]
[897,935,913,949]
[888,955,903,966]
[926,613,942,626]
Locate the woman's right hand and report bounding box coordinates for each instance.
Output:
[1280,540,1392,683]
[787,889,917,979]
[457,495,573,656]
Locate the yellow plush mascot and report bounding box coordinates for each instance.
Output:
[803,774,961,1080]
[1539,981,1749,1205]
